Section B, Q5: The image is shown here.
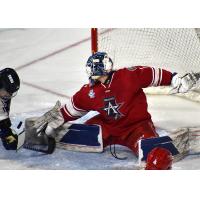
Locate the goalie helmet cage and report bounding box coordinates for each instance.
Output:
[91,28,200,102]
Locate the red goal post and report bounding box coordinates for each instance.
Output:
[91,28,114,54]
[91,28,200,102]
[91,28,98,54]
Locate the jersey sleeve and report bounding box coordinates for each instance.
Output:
[60,85,90,122]
[134,66,173,88]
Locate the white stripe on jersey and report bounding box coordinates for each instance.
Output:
[149,67,155,86]
[153,68,160,86]
[63,105,74,118]
[71,97,87,112]
[158,69,163,86]
[65,98,87,118]
[149,67,163,86]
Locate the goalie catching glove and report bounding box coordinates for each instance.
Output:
[171,72,198,93]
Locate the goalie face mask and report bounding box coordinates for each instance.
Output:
[86,52,113,86]
[0,68,20,100]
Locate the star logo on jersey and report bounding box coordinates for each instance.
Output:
[102,97,124,120]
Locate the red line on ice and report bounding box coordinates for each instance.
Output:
[15,29,113,96]
[15,29,113,71]
[22,81,70,98]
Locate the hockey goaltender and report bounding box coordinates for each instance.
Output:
[1,53,198,170]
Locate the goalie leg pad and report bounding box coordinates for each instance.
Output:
[138,136,179,162]
[139,136,179,161]
[60,124,100,146]
[57,124,103,152]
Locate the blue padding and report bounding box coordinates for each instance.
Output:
[68,124,99,131]
[140,136,179,161]
[141,136,173,145]
[60,124,100,147]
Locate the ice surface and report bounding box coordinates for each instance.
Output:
[1,28,200,169]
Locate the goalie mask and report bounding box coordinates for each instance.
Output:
[0,68,20,100]
[86,52,113,86]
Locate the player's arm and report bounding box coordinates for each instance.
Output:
[0,99,18,150]
[135,66,198,93]
[135,66,173,88]
[59,85,89,123]
[60,96,88,123]
[0,118,18,150]
[33,86,90,136]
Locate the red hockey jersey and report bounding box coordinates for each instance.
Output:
[61,66,172,138]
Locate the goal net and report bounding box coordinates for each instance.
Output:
[91,28,200,102]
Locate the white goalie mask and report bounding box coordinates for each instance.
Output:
[86,52,114,81]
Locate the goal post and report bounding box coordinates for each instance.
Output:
[91,28,98,54]
[91,28,200,102]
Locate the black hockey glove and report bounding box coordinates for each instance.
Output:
[0,127,18,150]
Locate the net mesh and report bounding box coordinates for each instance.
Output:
[98,28,200,102]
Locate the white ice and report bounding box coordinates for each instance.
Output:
[0,28,200,169]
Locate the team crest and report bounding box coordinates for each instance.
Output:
[88,89,95,98]
[102,97,124,120]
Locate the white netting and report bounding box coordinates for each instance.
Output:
[98,28,200,102]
